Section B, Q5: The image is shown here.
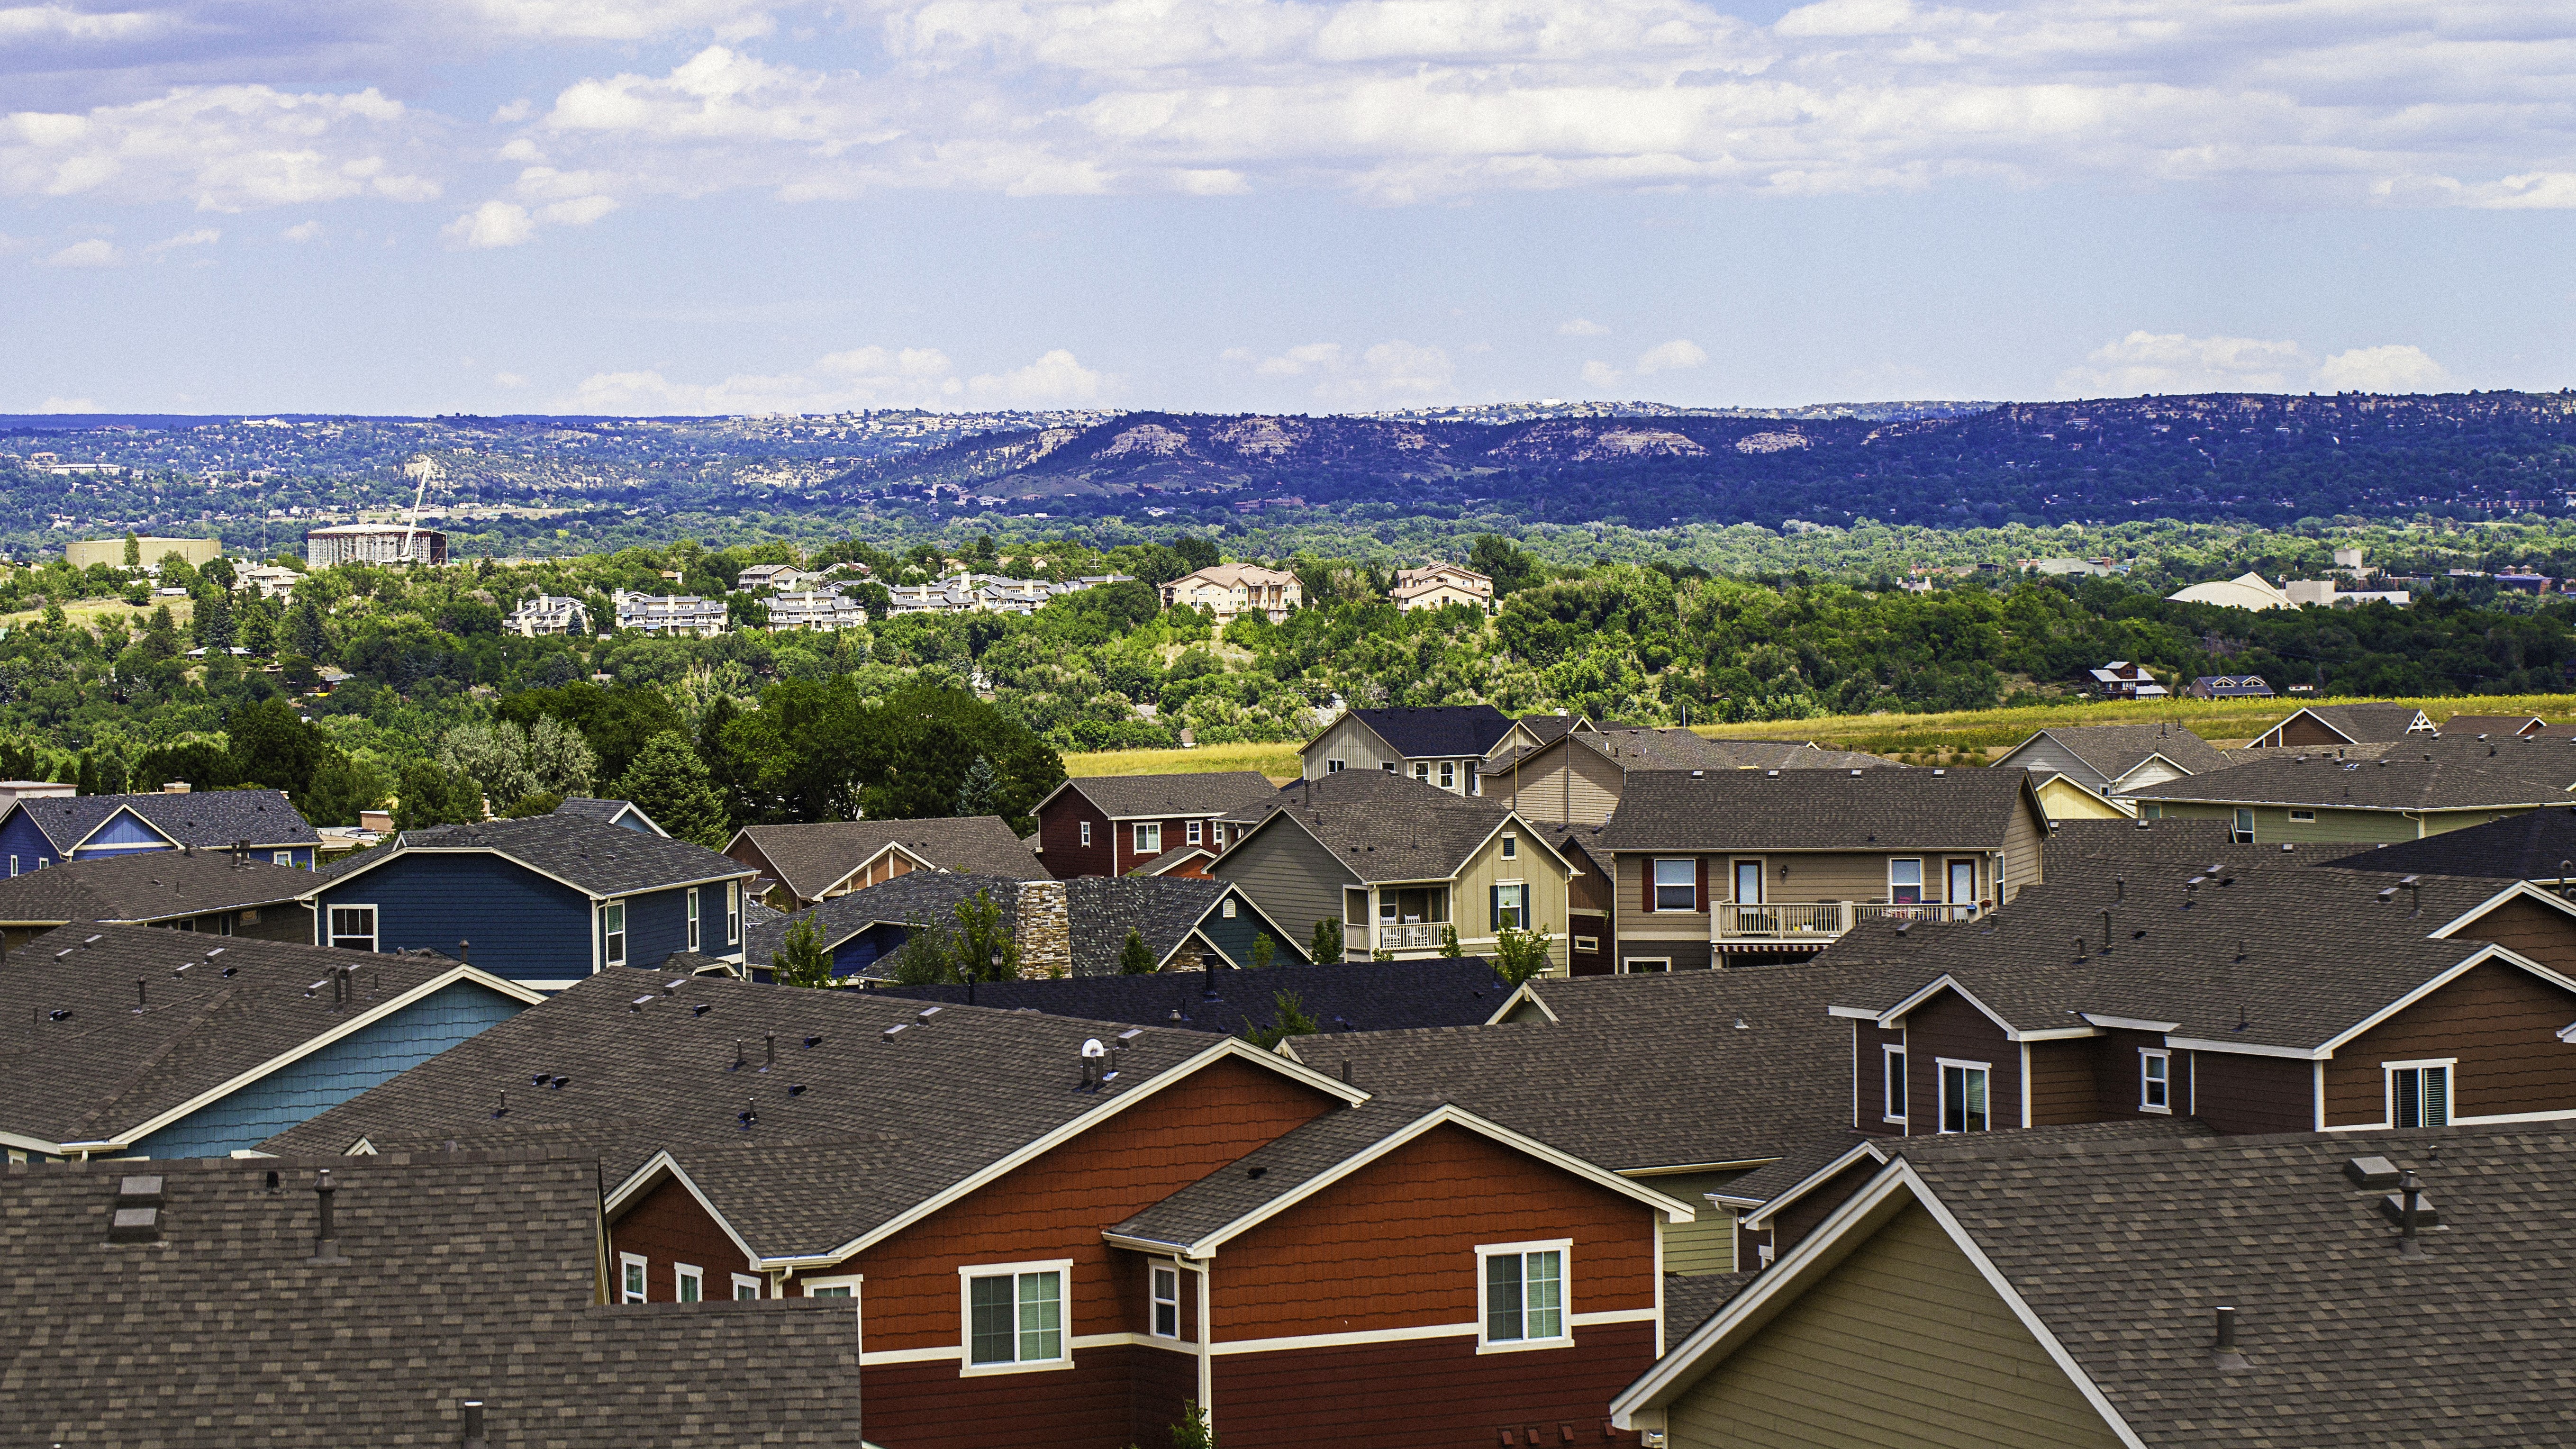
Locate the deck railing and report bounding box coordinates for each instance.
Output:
[1377,924,1442,951]
[1713,900,1981,941]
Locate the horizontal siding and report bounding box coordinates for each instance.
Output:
[2024,1040,2098,1127]
[1212,824,1353,960]
[1997,739,2104,788]
[1649,1169,1749,1275]
[1667,1204,2124,1449]
[1902,991,2016,1136]
[615,1175,758,1294]
[2191,1049,2312,1135]
[1214,1322,1656,1449]
[315,851,595,983]
[2323,958,2576,1126]
[863,1349,1141,1449]
[2141,800,2425,844]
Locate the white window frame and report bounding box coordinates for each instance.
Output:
[1475,1239,1573,1353]
[2288,809,2316,823]
[1887,858,1924,906]
[2386,1058,2456,1128]
[687,887,702,953]
[1883,1044,1907,1126]
[2139,1049,2172,1114]
[1220,897,1237,918]
[1493,881,1527,932]
[272,850,292,866]
[328,903,378,953]
[1441,761,1455,789]
[1187,819,1203,845]
[675,1262,703,1303]
[7,855,14,877]
[1414,762,1432,783]
[1937,1057,1992,1134]
[1622,957,1672,973]
[1572,934,1599,954]
[2231,808,2256,844]
[1150,1265,1182,1340]
[1080,820,1092,846]
[958,1259,1075,1375]
[619,1252,649,1304]
[1733,858,1764,905]
[1325,758,1344,773]
[1652,858,1696,913]
[1134,822,1161,854]
[602,899,627,967]
[1501,833,1517,860]
[731,1273,764,1301]
[1381,762,1398,775]
[804,1272,862,1299]
[726,880,740,944]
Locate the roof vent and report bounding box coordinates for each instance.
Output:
[2344,1155,2399,1189]
[663,979,685,995]
[1849,769,1863,777]
[881,1023,909,1042]
[109,1175,164,1244]
[690,1003,708,1016]
[2212,1305,2247,1371]
[1932,769,1946,776]
[629,995,655,1012]
[916,1006,941,1025]
[788,1083,807,1096]
[1689,770,1704,779]
[1246,1166,1267,1180]
[1766,769,1779,777]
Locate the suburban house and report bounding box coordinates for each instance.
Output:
[1033,771,1282,878]
[2186,673,2274,699]
[1,1151,854,1443]
[1391,562,1493,611]
[1299,703,1518,793]
[505,594,589,635]
[2247,702,2436,748]
[553,796,667,835]
[267,973,1694,1449]
[766,589,870,631]
[869,955,1526,1037]
[0,924,539,1160]
[1159,562,1303,623]
[2086,661,2168,698]
[2442,712,2550,736]
[0,787,322,872]
[1215,770,1582,970]
[724,816,1040,909]
[300,815,758,990]
[745,872,1307,980]
[1488,726,1896,827]
[2313,804,2576,884]
[2118,735,2576,842]
[1590,767,2050,971]
[1994,722,2234,795]
[612,590,728,636]
[1613,1124,2576,1448]
[0,850,319,950]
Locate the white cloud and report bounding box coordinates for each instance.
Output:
[2057,330,2307,395]
[1635,339,1708,375]
[1227,338,1454,402]
[36,395,99,412]
[0,84,436,212]
[1580,359,1624,389]
[2316,344,2452,393]
[43,237,121,266]
[442,199,534,248]
[1558,318,1612,336]
[279,219,320,241]
[559,344,1115,414]
[493,371,527,388]
[144,226,219,252]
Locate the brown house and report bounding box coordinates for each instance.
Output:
[1032,772,1281,879]
[2246,702,2434,748]
[723,816,1040,908]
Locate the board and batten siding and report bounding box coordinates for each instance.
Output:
[314,852,595,983]
[1301,715,1400,780]
[128,979,527,1158]
[1212,823,1360,961]
[1495,743,1624,825]
[1996,737,2111,790]
[1449,826,1572,970]
[1663,1203,2124,1449]
[1999,798,2046,900]
[2322,958,2576,1126]
[0,813,63,873]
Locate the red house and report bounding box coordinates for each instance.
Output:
[1034,772,1282,879]
[270,972,1689,1449]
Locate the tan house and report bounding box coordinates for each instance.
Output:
[1391,562,1493,612]
[1490,726,1898,826]
[1159,562,1302,623]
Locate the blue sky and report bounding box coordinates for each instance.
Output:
[5,0,2573,415]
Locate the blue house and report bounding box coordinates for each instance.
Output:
[0,788,322,875]
[301,815,759,990]
[0,924,542,1161]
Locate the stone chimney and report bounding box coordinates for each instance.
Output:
[1015,879,1072,978]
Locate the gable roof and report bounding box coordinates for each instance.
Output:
[868,956,1521,1037]
[1344,704,1515,760]
[2441,713,2549,736]
[2118,738,2576,811]
[317,815,753,899]
[1043,771,1280,821]
[2000,723,2237,784]
[0,850,317,927]
[264,971,1361,1260]
[0,1151,858,1446]
[2256,702,2435,744]
[552,796,668,836]
[728,816,1039,901]
[0,924,540,1151]
[1595,766,2041,852]
[2313,805,2576,881]
[744,871,1025,964]
[1224,770,1574,885]
[1625,1123,2576,1448]
[1061,875,1295,973]
[5,788,320,855]
[1134,842,1216,876]
[1492,727,1895,778]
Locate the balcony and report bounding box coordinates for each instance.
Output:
[1376,924,1443,951]
[1713,901,1981,942]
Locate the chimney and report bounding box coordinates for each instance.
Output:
[163,780,190,794]
[1014,879,1071,979]
[308,1168,347,1263]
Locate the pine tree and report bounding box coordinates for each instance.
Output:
[773,913,835,988]
[193,588,236,651]
[954,754,1001,817]
[610,731,730,849]
[285,597,328,659]
[1118,927,1155,974]
[122,531,140,568]
[1308,918,1343,964]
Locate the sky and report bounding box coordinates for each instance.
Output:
[3,0,2574,416]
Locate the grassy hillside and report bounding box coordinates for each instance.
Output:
[1060,694,2576,777]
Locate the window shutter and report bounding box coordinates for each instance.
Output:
[1695,856,1708,913]
[1491,884,1502,933]
[1642,859,1654,913]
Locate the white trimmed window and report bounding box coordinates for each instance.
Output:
[1501,833,1517,860]
[1478,1241,1571,1351]
[805,1274,861,1299]
[1325,758,1344,773]
[2288,809,2316,823]
[1884,1045,1907,1125]
[731,1274,763,1301]
[1623,958,1671,973]
[272,851,292,866]
[1938,1059,1990,1133]
[2388,1060,2453,1127]
[961,1260,1071,1372]
[619,1253,648,1304]
[1653,858,1696,912]
[727,880,741,944]
[1134,822,1162,853]
[1887,859,1923,906]
[1187,819,1203,845]
[1151,1266,1181,1339]
[1080,820,1092,846]
[2140,1050,2171,1113]
[687,888,702,952]
[1220,897,1237,918]
[1441,761,1456,789]
[7,856,14,877]
[602,901,626,967]
[676,1263,703,1303]
[1381,762,1398,775]
[2232,808,2256,844]
[1414,762,1432,782]
[1572,934,1598,953]
[328,905,377,952]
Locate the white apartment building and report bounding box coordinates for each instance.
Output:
[613,590,727,636]
[508,595,591,636]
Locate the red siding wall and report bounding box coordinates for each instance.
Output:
[1901,991,2016,1135]
[1213,1325,1652,1449]
[1038,795,1116,879]
[2323,958,2576,1125]
[614,1177,756,1299]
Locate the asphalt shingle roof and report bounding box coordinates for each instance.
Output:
[745,872,1025,966]
[2119,735,2576,810]
[0,1150,857,1447]
[867,956,1519,1036]
[2312,804,2576,880]
[733,816,1040,900]
[2012,723,2238,781]
[1662,1271,1758,1341]
[1596,766,2038,852]
[1491,728,1896,776]
[1056,771,1280,820]
[1108,1095,1446,1250]
[360,815,753,898]
[1347,704,1515,759]
[1063,875,1235,973]
[1228,770,1524,884]
[0,925,506,1148]
[551,796,663,834]
[0,851,317,925]
[2282,701,2435,743]
[9,788,320,855]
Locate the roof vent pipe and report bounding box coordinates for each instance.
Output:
[2073,935,2087,962]
[2212,1306,2247,1370]
[463,1399,487,1449]
[2396,1169,2427,1259]
[2101,910,2113,952]
[308,1168,347,1264]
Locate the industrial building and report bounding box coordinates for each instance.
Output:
[305,524,447,567]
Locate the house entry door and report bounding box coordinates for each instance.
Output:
[1948,860,1977,911]
[1733,860,1763,906]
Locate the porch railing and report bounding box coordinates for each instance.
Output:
[1713,900,1981,941]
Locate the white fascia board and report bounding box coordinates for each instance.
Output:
[2312,943,2576,1055]
[603,1150,766,1268]
[2165,1035,2325,1060]
[2080,1014,2182,1032]
[1744,1141,1891,1231]
[2425,879,2576,941]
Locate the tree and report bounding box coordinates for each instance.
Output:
[227,697,331,799]
[847,580,894,620]
[773,912,835,988]
[1171,1400,1218,1449]
[1308,918,1343,964]
[286,597,328,659]
[122,532,140,568]
[955,754,1001,817]
[302,754,391,827]
[1172,535,1221,572]
[437,721,537,808]
[1251,933,1276,969]
[1118,927,1155,975]
[496,681,685,786]
[1469,534,1542,597]
[200,556,236,590]
[501,791,562,818]
[393,760,482,830]
[1437,924,1462,957]
[192,587,236,651]
[610,731,730,849]
[1244,989,1318,1049]
[1492,924,1555,986]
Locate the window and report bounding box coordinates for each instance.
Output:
[1464,762,1478,796]
[732,1274,763,1301]
[1415,762,1432,782]
[1938,1060,1990,1132]
[1501,833,1517,860]
[2231,808,2256,844]
[1151,1266,1181,1339]
[1623,958,1671,973]
[961,1261,1069,1370]
[1884,1046,1907,1124]
[727,881,740,944]
[1080,820,1092,846]
[327,905,377,952]
[805,1275,860,1299]
[272,851,292,866]
[1572,934,1599,953]
[1478,1241,1569,1350]
[1491,882,1526,932]
[602,901,626,966]
[2388,1061,2452,1127]
[1888,859,1923,906]
[2140,803,2163,820]
[687,888,701,952]
[676,1264,703,1303]
[1134,822,1162,854]
[1345,888,1370,924]
[1653,858,1697,912]
[1325,758,1344,773]
[619,1253,648,1304]
[1946,859,1977,909]
[1187,819,1203,845]
[1441,761,1455,789]
[2289,809,2316,823]
[6,856,13,877]
[1382,762,1398,775]
[1220,897,1237,918]
[2140,1050,2171,1113]
[34,858,44,869]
